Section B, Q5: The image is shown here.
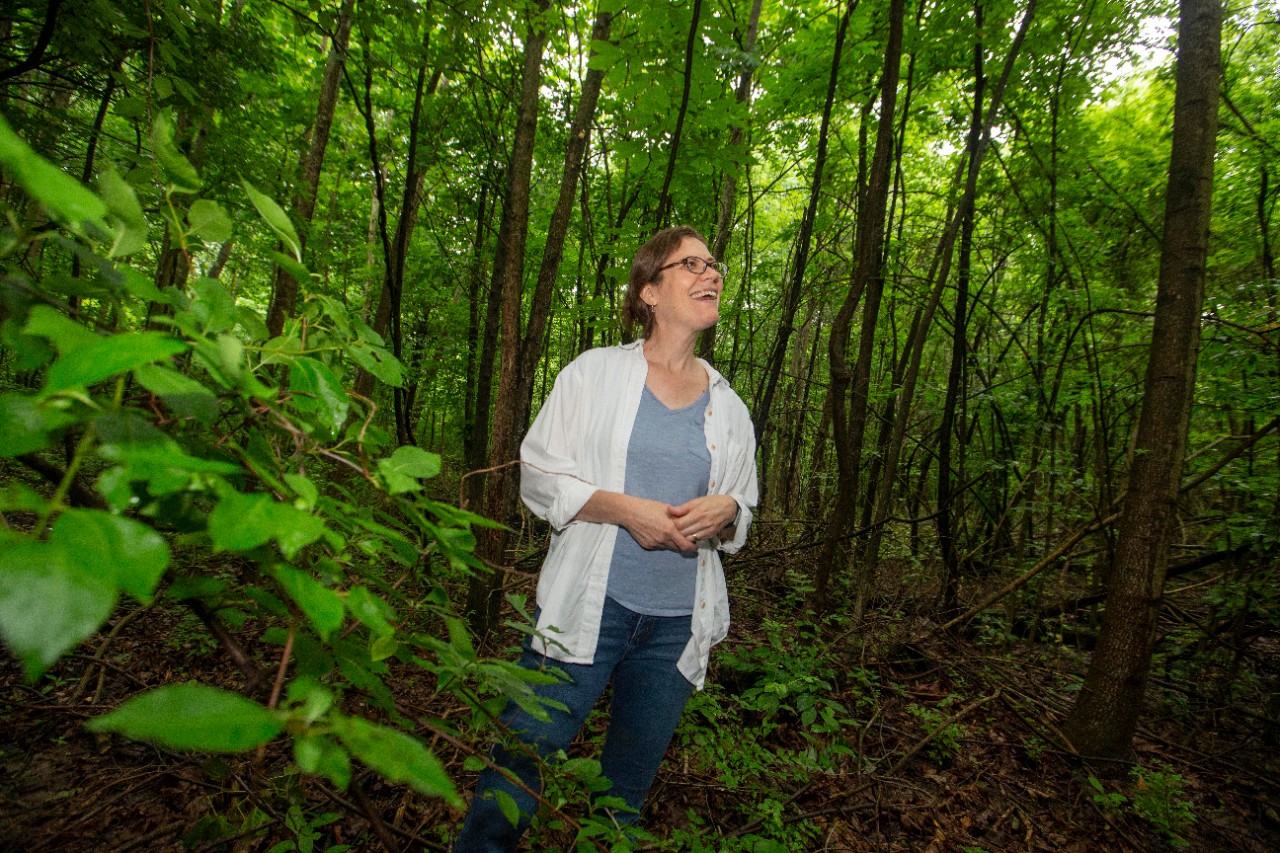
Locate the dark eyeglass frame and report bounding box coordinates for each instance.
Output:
[657,256,728,278]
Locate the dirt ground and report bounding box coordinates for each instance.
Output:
[2,579,1279,852]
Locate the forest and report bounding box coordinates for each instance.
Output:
[0,0,1277,849]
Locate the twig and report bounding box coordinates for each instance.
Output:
[113,820,187,852]
[936,513,1120,633]
[257,626,294,765]
[185,597,268,692]
[69,602,154,704]
[350,777,403,853]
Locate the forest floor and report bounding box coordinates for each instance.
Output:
[2,540,1279,852]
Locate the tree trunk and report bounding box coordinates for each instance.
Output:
[266,0,355,338]
[1063,0,1222,764]
[700,0,764,363]
[814,0,904,610]
[937,0,985,617]
[465,0,552,638]
[849,0,1036,620]
[352,15,440,431]
[755,0,853,461]
[654,0,703,230]
[517,9,613,410]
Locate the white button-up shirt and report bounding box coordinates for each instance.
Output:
[519,340,759,688]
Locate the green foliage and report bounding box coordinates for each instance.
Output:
[87,682,285,751]
[1130,763,1197,847]
[1088,765,1197,848]
[0,113,522,813]
[906,694,967,763]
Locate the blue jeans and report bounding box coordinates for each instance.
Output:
[453,597,696,852]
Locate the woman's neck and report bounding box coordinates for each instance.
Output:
[643,329,700,374]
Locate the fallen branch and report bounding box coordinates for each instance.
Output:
[937,513,1120,634]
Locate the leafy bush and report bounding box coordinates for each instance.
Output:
[0,112,544,819]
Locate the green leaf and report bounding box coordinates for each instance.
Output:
[243,180,301,260]
[187,198,232,243]
[87,683,283,751]
[288,357,349,440]
[189,277,239,334]
[346,338,403,387]
[0,540,117,680]
[23,304,99,352]
[273,566,344,641]
[119,267,176,305]
[284,474,318,509]
[98,166,148,257]
[0,393,77,457]
[208,490,325,558]
[495,789,520,828]
[370,634,398,662]
[44,332,187,394]
[51,510,170,603]
[151,109,201,193]
[377,446,441,494]
[133,364,219,423]
[346,586,395,639]
[0,114,109,234]
[269,250,312,287]
[332,716,460,805]
[295,734,352,789]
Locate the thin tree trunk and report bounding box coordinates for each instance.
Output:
[466,0,553,638]
[755,0,854,466]
[700,0,764,362]
[266,0,355,337]
[813,0,903,610]
[517,9,614,411]
[853,0,1037,620]
[654,0,703,230]
[352,17,441,433]
[1063,0,1222,764]
[937,0,985,617]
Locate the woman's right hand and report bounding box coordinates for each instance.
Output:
[575,491,696,553]
[624,497,698,553]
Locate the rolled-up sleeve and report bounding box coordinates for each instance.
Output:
[520,364,600,531]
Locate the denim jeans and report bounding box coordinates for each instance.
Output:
[453,597,696,852]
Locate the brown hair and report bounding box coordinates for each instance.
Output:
[622,225,707,339]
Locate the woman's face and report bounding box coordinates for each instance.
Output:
[642,237,723,335]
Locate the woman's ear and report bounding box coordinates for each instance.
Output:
[640,281,657,307]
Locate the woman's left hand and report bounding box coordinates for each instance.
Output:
[667,495,739,543]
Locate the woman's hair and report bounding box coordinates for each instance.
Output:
[622,225,707,339]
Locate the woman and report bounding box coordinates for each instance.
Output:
[454,226,758,850]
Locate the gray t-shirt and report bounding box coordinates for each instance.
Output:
[606,385,712,616]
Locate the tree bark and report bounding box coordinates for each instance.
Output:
[755,0,853,456]
[266,0,355,338]
[654,0,703,230]
[465,0,552,638]
[1063,0,1223,764]
[814,0,904,610]
[937,0,985,617]
[700,0,764,363]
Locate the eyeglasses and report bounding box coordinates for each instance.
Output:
[658,256,728,278]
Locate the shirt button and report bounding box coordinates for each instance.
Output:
[700,601,706,609]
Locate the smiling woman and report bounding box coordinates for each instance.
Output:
[452,226,759,851]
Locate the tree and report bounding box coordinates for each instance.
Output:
[1063,0,1224,764]
[465,0,554,638]
[265,0,355,338]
